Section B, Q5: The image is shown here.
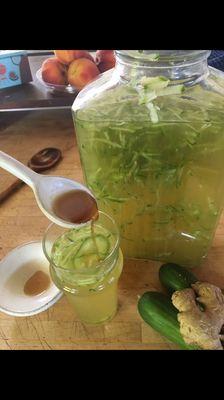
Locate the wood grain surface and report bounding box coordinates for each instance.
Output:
[0,109,224,350]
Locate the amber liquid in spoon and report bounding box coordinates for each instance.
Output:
[52,189,99,224]
[53,189,100,265]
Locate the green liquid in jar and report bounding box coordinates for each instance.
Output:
[73,76,224,267]
[50,223,123,324]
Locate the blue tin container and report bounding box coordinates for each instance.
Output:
[0,50,32,89]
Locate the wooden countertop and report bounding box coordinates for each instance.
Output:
[1,109,224,350]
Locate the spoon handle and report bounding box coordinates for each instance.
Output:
[0,151,39,188]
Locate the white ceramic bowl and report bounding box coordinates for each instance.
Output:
[0,241,63,316]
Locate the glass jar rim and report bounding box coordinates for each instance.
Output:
[115,50,211,64]
[42,210,120,273]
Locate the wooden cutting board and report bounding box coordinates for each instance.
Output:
[0,109,224,350]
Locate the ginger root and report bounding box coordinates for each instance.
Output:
[172,282,224,350]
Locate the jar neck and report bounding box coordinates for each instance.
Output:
[115,50,211,85]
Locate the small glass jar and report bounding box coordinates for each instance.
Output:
[42,212,123,325]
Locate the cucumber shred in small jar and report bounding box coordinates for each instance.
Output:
[72,50,224,267]
[42,212,123,325]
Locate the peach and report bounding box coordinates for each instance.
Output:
[41,57,68,85]
[95,50,115,73]
[68,58,100,91]
[54,50,94,65]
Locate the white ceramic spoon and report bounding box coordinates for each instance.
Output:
[0,150,96,229]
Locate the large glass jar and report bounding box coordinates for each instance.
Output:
[72,50,224,267]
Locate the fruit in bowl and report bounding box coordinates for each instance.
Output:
[95,50,116,73]
[68,58,100,91]
[54,50,94,65]
[41,57,68,85]
[40,50,115,91]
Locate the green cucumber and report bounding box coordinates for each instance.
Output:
[138,291,199,350]
[74,235,110,269]
[140,76,169,90]
[76,235,109,257]
[159,263,198,294]
[158,84,185,96]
